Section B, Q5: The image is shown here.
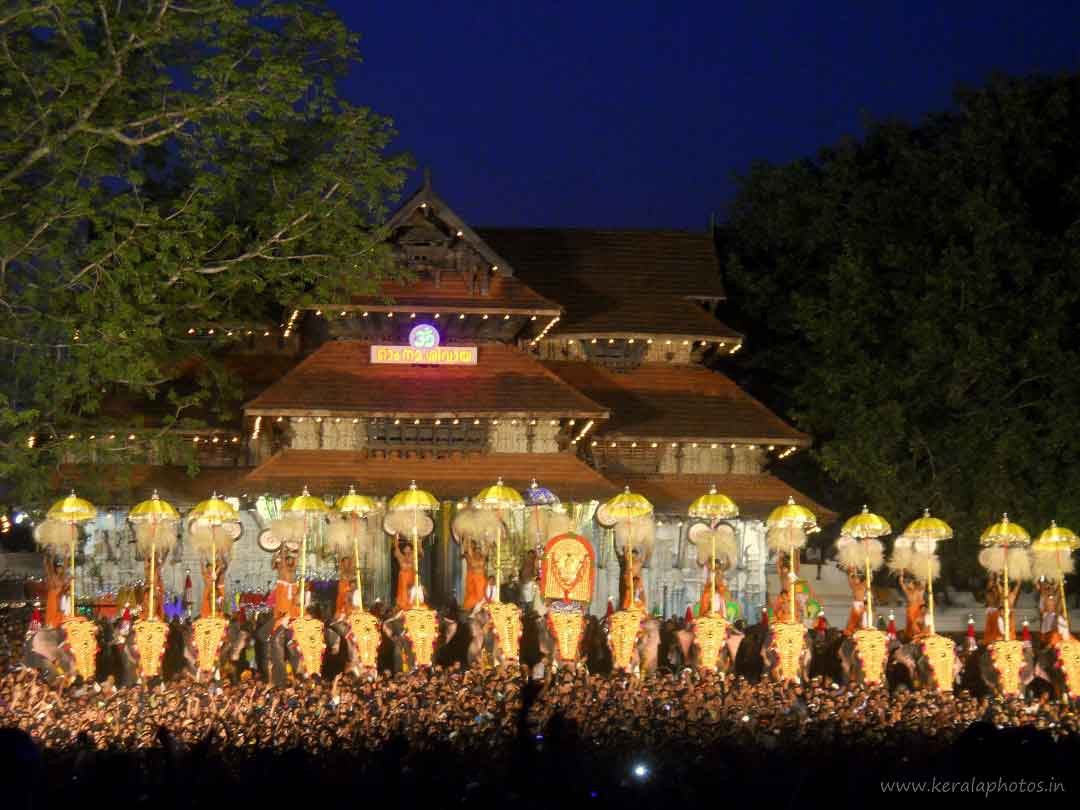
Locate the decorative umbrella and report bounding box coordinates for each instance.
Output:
[43,491,98,618]
[1032,521,1080,636]
[188,493,240,620]
[688,485,739,617]
[838,505,891,630]
[282,487,330,616]
[599,487,654,605]
[332,486,377,609]
[39,492,98,679]
[473,478,525,600]
[897,509,953,635]
[979,514,1032,641]
[766,497,817,622]
[388,481,440,607]
[128,491,180,622]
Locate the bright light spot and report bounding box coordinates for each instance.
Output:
[633,764,648,779]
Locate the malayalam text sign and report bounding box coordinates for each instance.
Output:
[370,345,478,365]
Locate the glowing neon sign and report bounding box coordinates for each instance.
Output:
[371,324,477,365]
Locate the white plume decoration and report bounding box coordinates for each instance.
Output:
[767,526,807,554]
[977,546,1033,581]
[187,518,241,558]
[134,520,178,555]
[384,510,434,538]
[690,523,738,570]
[836,535,884,572]
[613,516,655,557]
[34,518,82,551]
[1033,549,1076,581]
[907,551,941,582]
[327,513,374,558]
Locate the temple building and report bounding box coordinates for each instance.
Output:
[51,179,832,620]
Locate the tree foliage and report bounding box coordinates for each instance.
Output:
[0,1,407,509]
[725,74,1080,583]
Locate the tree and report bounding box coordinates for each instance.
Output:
[724,74,1080,583]
[0,1,407,510]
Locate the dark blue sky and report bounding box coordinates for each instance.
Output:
[333,1,1080,229]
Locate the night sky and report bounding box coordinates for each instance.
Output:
[334,2,1080,230]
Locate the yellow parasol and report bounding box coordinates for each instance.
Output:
[389,481,440,606]
[1032,521,1080,635]
[473,478,524,600]
[689,485,739,616]
[128,491,180,621]
[766,497,818,622]
[840,505,891,629]
[333,486,377,610]
[282,487,329,617]
[45,491,97,618]
[189,493,239,620]
[601,487,653,605]
[980,514,1031,641]
[898,509,952,634]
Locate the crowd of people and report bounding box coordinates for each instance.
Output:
[1,603,1079,805]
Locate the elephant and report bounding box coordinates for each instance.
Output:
[1030,641,1078,701]
[761,623,813,683]
[254,613,301,687]
[24,627,76,685]
[962,643,1037,697]
[381,609,448,672]
[670,619,746,676]
[890,640,964,692]
[836,632,901,687]
[178,617,255,682]
[606,615,661,675]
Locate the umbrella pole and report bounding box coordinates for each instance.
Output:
[299,516,307,618]
[413,511,419,607]
[927,553,935,635]
[789,548,796,623]
[710,519,717,615]
[70,523,76,619]
[150,546,155,621]
[864,542,873,629]
[495,526,502,603]
[211,526,218,620]
[1059,550,1069,636]
[1003,554,1010,641]
[354,515,363,612]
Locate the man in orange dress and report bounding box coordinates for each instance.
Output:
[983,573,1020,644]
[462,538,488,612]
[898,572,927,641]
[1038,578,1068,646]
[700,559,730,618]
[43,556,69,628]
[200,554,227,618]
[844,567,867,635]
[335,555,356,622]
[271,552,300,632]
[393,537,422,610]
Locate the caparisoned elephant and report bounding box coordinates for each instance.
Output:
[24,627,76,685]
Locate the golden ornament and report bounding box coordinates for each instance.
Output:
[988,639,1025,697]
[403,606,439,668]
[133,618,169,679]
[919,633,956,692]
[770,621,805,683]
[62,616,98,681]
[487,602,523,663]
[347,611,381,670]
[192,616,228,674]
[608,608,644,672]
[547,610,585,663]
[693,614,729,671]
[293,616,326,677]
[852,628,888,685]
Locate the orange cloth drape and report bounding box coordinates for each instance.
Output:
[395,567,416,611]
[463,569,487,611]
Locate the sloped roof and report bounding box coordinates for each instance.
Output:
[627,474,836,524]
[244,341,609,418]
[478,228,741,339]
[545,361,809,445]
[347,274,561,315]
[244,450,619,502]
